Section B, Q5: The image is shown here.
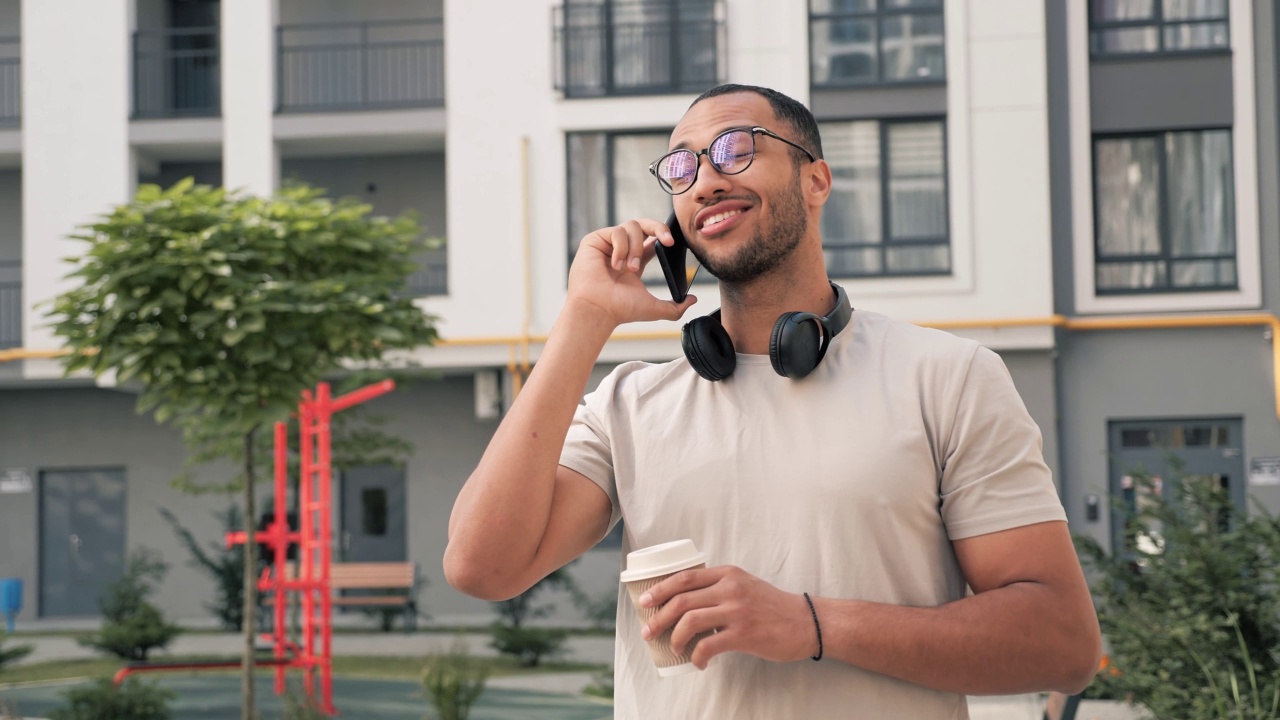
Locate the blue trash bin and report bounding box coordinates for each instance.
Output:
[0,578,22,633]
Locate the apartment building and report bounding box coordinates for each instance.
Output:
[0,0,1274,629]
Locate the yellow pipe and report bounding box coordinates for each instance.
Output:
[7,313,1280,418]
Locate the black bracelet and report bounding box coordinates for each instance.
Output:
[803,592,823,661]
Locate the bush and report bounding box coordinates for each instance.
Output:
[159,505,252,632]
[421,640,489,720]
[77,549,181,662]
[48,678,174,720]
[1075,462,1280,720]
[281,687,327,720]
[488,565,575,667]
[0,631,34,671]
[583,666,614,700]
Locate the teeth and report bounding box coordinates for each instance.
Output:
[702,209,743,229]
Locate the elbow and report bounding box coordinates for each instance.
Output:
[443,544,527,602]
[1055,629,1104,695]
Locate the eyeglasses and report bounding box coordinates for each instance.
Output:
[649,126,817,196]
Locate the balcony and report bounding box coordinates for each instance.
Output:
[553,0,726,99]
[133,27,221,119]
[277,19,444,113]
[0,260,19,349]
[0,36,17,125]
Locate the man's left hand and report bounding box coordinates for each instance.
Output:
[638,565,817,670]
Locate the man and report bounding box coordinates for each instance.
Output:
[445,84,1101,718]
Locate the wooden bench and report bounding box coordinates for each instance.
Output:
[263,562,419,632]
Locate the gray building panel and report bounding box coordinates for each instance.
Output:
[810,85,947,121]
[1090,55,1234,133]
[0,168,18,260]
[1058,328,1280,552]
[1258,0,1280,312]
[1046,0,1076,317]
[1000,351,1061,486]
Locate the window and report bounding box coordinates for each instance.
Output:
[1093,129,1235,294]
[809,0,945,87]
[554,0,726,98]
[361,489,388,536]
[820,118,949,277]
[1090,0,1229,56]
[567,130,704,287]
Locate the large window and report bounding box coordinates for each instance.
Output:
[1093,129,1235,293]
[809,0,945,87]
[567,130,688,286]
[820,119,949,277]
[1090,0,1229,56]
[554,0,726,98]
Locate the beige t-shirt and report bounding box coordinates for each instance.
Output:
[560,310,1067,720]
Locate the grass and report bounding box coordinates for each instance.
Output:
[0,655,606,687]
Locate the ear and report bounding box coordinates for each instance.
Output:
[804,159,833,208]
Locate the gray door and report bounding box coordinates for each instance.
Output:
[1108,419,1244,555]
[39,469,127,617]
[340,465,406,563]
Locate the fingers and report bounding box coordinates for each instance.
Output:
[640,567,720,610]
[606,219,674,273]
[643,584,720,643]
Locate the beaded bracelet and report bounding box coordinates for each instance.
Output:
[803,592,823,661]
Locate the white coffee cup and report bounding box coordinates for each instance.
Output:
[620,539,709,677]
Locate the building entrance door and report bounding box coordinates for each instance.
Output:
[39,468,127,617]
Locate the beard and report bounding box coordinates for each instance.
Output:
[689,173,808,284]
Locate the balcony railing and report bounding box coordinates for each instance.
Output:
[133,27,221,119]
[277,19,444,113]
[405,246,448,297]
[553,0,726,98]
[0,260,20,349]
[0,36,18,125]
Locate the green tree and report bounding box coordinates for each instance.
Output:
[1076,462,1280,719]
[48,179,439,719]
[0,631,34,672]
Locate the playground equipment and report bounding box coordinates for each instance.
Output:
[113,380,395,716]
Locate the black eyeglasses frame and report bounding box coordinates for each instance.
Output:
[648,126,817,196]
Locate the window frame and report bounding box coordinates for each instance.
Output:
[565,127,714,289]
[820,115,952,279]
[1088,0,1231,59]
[1090,127,1238,296]
[808,0,947,89]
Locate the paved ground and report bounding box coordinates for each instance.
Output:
[1,631,1144,719]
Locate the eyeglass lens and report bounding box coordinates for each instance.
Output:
[657,129,755,193]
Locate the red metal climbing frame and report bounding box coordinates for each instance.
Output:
[224,379,396,716]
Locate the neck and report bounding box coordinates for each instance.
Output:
[718,247,835,355]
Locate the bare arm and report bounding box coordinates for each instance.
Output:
[444,219,697,601]
[644,520,1101,695]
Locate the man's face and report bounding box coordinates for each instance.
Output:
[667,93,809,284]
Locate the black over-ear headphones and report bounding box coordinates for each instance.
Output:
[680,283,853,382]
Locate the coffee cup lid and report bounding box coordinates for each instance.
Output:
[620,539,706,583]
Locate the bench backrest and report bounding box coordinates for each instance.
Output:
[278,562,415,590]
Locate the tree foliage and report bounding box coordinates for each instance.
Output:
[1075,462,1280,719]
[77,549,181,662]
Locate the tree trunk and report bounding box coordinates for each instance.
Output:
[242,429,258,720]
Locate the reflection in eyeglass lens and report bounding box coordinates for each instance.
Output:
[711,130,751,171]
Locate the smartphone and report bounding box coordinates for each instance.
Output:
[654,211,700,303]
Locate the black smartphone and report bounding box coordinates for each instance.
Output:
[654,211,699,303]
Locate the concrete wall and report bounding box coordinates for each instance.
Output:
[282,153,447,238]
[278,0,442,25]
[0,0,18,36]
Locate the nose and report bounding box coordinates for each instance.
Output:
[689,152,732,204]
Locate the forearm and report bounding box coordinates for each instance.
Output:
[444,301,614,591]
[812,583,1100,695]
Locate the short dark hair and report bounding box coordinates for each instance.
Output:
[689,84,824,161]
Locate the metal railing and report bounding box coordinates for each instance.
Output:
[277,19,444,112]
[0,260,20,349]
[404,246,448,297]
[0,36,18,125]
[553,0,726,98]
[133,27,221,118]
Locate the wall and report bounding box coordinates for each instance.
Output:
[282,153,447,237]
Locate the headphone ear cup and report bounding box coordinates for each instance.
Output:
[682,315,737,382]
[770,312,824,379]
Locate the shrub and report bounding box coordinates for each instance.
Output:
[1075,462,1280,720]
[159,505,252,632]
[488,565,575,667]
[0,631,34,671]
[583,666,614,700]
[281,687,327,720]
[421,640,489,720]
[77,549,181,662]
[47,678,174,720]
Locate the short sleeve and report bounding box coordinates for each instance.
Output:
[939,347,1067,540]
[560,381,622,535]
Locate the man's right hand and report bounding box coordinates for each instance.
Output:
[567,218,698,327]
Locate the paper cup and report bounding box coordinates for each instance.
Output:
[621,539,712,677]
